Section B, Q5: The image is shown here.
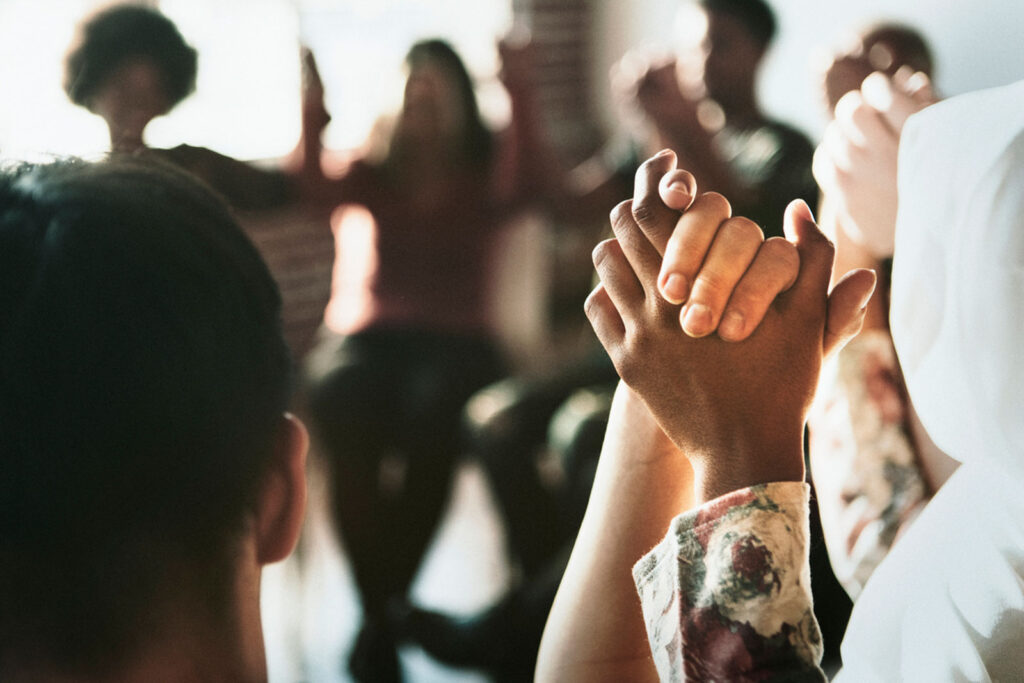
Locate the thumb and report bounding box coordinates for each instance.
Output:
[784,198,835,316]
[823,268,877,357]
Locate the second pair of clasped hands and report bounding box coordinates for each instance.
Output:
[586,149,878,505]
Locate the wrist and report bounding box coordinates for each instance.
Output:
[608,383,686,467]
[689,430,805,504]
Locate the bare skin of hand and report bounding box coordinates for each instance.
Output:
[585,151,876,502]
[497,28,535,95]
[634,60,702,136]
[634,151,875,350]
[813,68,936,258]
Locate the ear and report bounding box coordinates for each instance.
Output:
[255,413,309,565]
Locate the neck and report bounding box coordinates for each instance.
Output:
[719,91,761,126]
[108,126,145,154]
[5,552,267,683]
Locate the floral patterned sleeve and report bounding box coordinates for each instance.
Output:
[633,482,826,682]
[807,329,929,599]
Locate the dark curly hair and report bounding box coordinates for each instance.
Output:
[64,4,198,111]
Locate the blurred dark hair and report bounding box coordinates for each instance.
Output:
[404,38,494,168]
[860,23,934,77]
[64,4,198,110]
[0,158,290,675]
[699,0,777,49]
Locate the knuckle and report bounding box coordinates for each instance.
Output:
[638,154,660,176]
[627,323,657,353]
[583,288,602,318]
[609,200,634,233]
[631,195,657,226]
[638,149,672,176]
[591,238,616,267]
[762,237,800,269]
[725,290,761,316]
[698,191,732,219]
[691,270,730,302]
[720,216,765,245]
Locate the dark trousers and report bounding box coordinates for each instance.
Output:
[303,328,505,616]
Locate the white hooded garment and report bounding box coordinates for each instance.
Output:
[836,79,1024,682]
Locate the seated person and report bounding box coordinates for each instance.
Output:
[538,76,1024,680]
[0,158,308,682]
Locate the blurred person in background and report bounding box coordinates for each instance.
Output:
[64,3,297,210]
[607,0,816,239]
[299,36,552,682]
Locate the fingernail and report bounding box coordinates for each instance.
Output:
[719,311,745,340]
[667,180,691,203]
[660,273,689,304]
[682,303,712,337]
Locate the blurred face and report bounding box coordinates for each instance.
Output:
[400,61,465,141]
[689,8,764,106]
[89,58,170,150]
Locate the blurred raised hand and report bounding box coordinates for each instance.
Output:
[814,69,936,258]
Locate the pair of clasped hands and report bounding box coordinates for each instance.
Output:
[585,150,878,503]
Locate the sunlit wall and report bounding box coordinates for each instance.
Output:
[0,0,511,161]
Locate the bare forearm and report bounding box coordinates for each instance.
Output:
[536,382,694,682]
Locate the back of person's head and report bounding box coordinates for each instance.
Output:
[403,38,493,167]
[698,0,777,50]
[64,4,198,111]
[0,158,291,677]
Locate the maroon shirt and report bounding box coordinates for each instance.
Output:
[324,160,505,336]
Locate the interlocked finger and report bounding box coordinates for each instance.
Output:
[679,216,764,338]
[632,149,684,255]
[657,192,732,305]
[610,200,663,298]
[717,237,800,341]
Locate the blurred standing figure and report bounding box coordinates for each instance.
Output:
[64,4,292,210]
[616,0,815,238]
[300,38,546,683]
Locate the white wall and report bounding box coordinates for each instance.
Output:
[0,0,512,161]
[594,0,1024,141]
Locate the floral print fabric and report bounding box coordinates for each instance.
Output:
[808,329,928,599]
[633,482,825,682]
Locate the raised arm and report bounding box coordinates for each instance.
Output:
[490,33,569,209]
[538,150,875,681]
